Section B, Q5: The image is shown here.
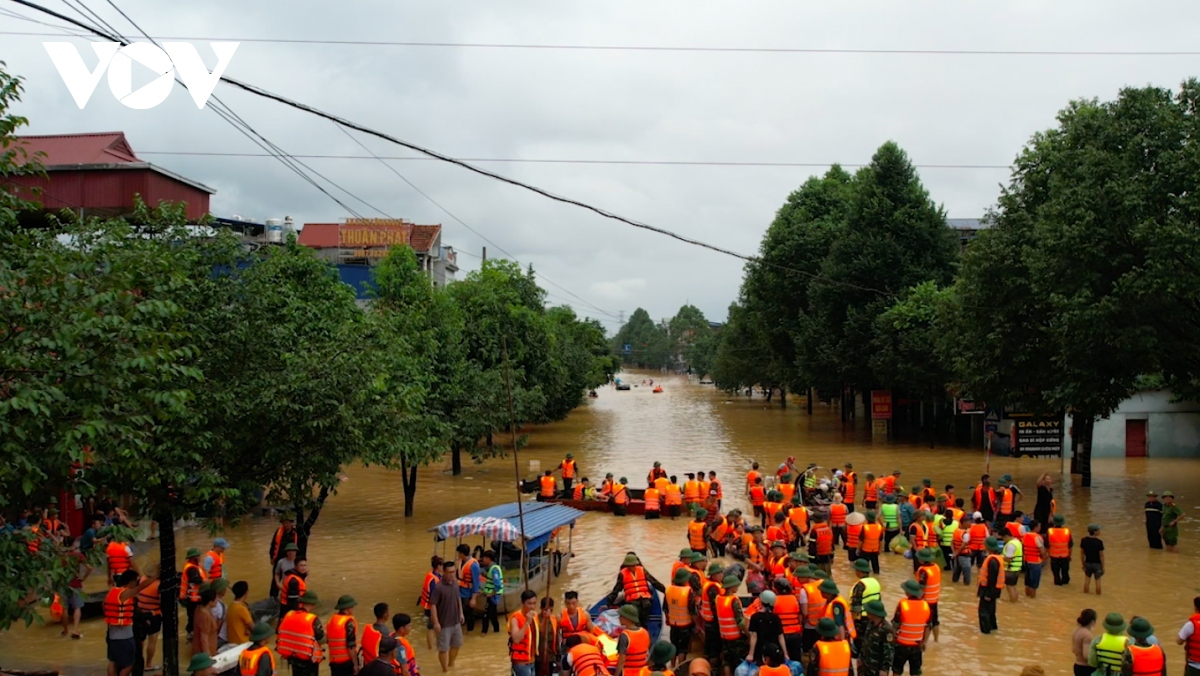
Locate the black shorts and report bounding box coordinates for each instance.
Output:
[107,636,137,669]
[1004,571,1020,586]
[704,622,722,658]
[645,510,661,520]
[425,608,435,630]
[136,611,162,636]
[667,504,682,517]
[669,625,693,654]
[929,602,939,626]
[753,505,766,519]
[813,554,832,564]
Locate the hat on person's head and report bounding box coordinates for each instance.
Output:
[690,551,706,563]
[985,536,1002,552]
[1103,613,1127,634]
[972,511,984,521]
[1128,617,1154,640]
[759,591,777,607]
[619,477,628,484]
[249,622,273,642]
[210,577,229,593]
[213,538,229,548]
[653,461,661,467]
[185,547,201,559]
[812,569,830,580]
[283,543,299,552]
[679,548,693,559]
[789,551,809,562]
[48,507,59,515]
[901,579,923,597]
[922,478,932,486]
[619,604,641,624]
[883,494,896,503]
[606,473,614,478]
[721,575,741,590]
[865,510,877,523]
[187,653,216,673]
[1088,524,1101,534]
[707,563,725,577]
[844,462,853,469]
[770,540,786,550]
[865,599,887,617]
[853,558,872,574]
[378,636,399,654]
[1001,474,1013,482]
[1146,490,1157,497]
[648,640,676,666]
[695,509,708,519]
[917,548,935,563]
[623,554,640,566]
[280,515,294,522]
[567,453,574,459]
[1053,515,1065,526]
[298,591,319,605]
[816,617,839,638]
[673,568,693,585]
[335,595,357,610]
[818,579,838,595]
[1162,491,1175,498]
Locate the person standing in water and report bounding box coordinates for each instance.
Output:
[1144,491,1164,550]
[1161,491,1183,553]
[1072,609,1096,676]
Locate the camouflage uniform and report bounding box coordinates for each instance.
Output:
[857,617,896,676]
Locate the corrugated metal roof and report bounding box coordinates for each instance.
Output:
[430,501,584,549]
[15,132,139,166]
[947,218,988,229]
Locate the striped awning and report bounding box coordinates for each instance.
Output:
[434,516,522,542]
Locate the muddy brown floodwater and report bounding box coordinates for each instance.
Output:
[2,372,1198,675]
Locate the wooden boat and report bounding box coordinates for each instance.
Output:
[521,481,649,515]
[429,501,584,614]
[616,383,631,391]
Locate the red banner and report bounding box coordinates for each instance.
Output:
[871,390,893,420]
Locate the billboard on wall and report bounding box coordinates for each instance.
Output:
[339,218,413,254]
[1013,416,1064,457]
[871,390,893,420]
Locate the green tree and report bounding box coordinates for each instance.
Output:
[613,308,671,369]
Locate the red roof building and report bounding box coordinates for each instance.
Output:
[299,219,458,287]
[6,132,214,220]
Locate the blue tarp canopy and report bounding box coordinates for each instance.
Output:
[430,501,584,552]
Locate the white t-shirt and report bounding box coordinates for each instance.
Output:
[213,599,227,643]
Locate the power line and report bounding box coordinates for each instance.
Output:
[133,150,1012,170]
[6,0,928,301]
[3,28,1198,57]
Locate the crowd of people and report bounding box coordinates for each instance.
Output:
[526,456,1193,676]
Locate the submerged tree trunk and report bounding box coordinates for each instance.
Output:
[1073,411,1095,488]
[807,387,814,415]
[765,387,773,403]
[157,511,180,676]
[451,442,463,476]
[400,454,418,517]
[779,384,787,408]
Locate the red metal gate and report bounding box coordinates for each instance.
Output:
[1125,419,1147,457]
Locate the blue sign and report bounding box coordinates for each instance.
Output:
[623,344,632,354]
[986,423,999,433]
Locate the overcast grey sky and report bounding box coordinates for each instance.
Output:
[3,1,1199,330]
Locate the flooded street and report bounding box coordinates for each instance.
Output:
[3,372,1198,675]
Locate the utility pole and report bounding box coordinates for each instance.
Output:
[617,310,624,326]
[482,246,487,262]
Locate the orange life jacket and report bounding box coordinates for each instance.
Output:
[282,571,307,602]
[777,483,795,504]
[882,476,897,495]
[560,607,590,637]
[136,578,161,615]
[715,594,743,640]
[698,480,711,498]
[361,623,387,662]
[180,561,206,602]
[846,523,863,549]
[277,610,323,663]
[270,527,297,562]
[699,580,720,623]
[815,639,852,676]
[788,505,809,535]
[1185,614,1200,666]
[860,523,883,553]
[664,483,682,506]
[750,485,766,506]
[759,665,791,676]
[205,549,224,579]
[810,523,833,555]
[804,582,828,627]
[540,475,557,497]
[573,484,586,500]
[684,481,701,502]
[665,585,692,627]
[1128,644,1165,676]
[510,612,538,664]
[952,528,966,553]
[745,540,764,567]
[398,636,418,676]
[829,504,848,527]
[895,599,930,646]
[1003,521,1022,539]
[612,483,630,505]
[420,570,439,609]
[644,488,660,512]
[979,554,1005,590]
[239,646,275,676]
[774,593,802,634]
[569,643,607,676]
[999,487,1015,514]
[327,614,356,664]
[969,524,989,552]
[621,566,651,601]
[711,517,730,542]
[561,459,577,478]
[106,541,132,576]
[823,596,855,639]
[104,587,134,626]
[1023,532,1044,564]
[909,522,930,550]
[621,626,650,674]
[458,557,478,589]
[746,470,762,490]
[907,494,922,510]
[916,564,941,604]
[1047,527,1071,558]
[763,502,783,525]
[864,480,879,503]
[973,485,995,512]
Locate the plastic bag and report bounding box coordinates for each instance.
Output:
[745,569,766,595]
[933,547,948,569]
[595,608,622,636]
[734,659,760,676]
[889,533,911,554]
[786,659,804,676]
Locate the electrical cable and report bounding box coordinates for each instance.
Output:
[7,0,958,300]
[333,124,623,320]
[2,27,1197,56]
